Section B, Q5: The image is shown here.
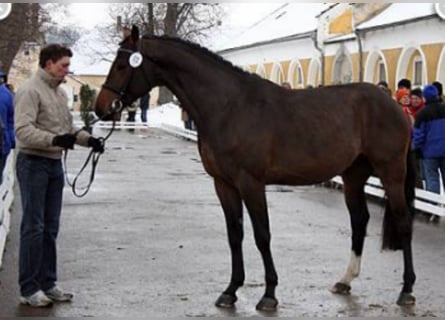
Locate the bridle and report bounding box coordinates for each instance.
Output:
[101,45,154,111]
[101,48,138,106]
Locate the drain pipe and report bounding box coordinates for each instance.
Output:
[355,28,364,82]
[311,30,325,86]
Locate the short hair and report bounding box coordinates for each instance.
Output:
[377,80,388,88]
[39,44,73,68]
[432,81,443,97]
[397,78,411,90]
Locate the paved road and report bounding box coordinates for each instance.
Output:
[0,128,444,317]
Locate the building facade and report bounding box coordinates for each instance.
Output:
[218,3,445,95]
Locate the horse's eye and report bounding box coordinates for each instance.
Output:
[116,64,127,71]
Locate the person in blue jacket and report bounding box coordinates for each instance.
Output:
[0,70,15,184]
[413,85,445,223]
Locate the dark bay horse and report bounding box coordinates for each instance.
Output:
[95,26,416,310]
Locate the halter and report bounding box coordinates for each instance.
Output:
[101,46,152,111]
[101,48,136,101]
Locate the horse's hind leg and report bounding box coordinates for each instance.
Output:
[213,178,245,308]
[331,157,373,295]
[375,160,416,305]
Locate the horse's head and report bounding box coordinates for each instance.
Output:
[95,25,157,121]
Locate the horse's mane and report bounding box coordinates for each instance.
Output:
[141,35,261,80]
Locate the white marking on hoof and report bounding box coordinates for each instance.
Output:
[339,251,361,286]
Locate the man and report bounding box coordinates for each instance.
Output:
[0,70,14,183]
[14,44,104,307]
[413,84,445,223]
[139,93,149,123]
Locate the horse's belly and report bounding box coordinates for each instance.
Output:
[265,162,345,186]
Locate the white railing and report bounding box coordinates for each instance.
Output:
[0,152,16,268]
[331,176,444,217]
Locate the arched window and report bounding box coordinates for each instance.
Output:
[333,45,353,84]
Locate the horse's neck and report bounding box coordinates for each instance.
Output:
[147,40,242,130]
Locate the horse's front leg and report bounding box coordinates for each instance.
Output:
[213,178,245,308]
[239,173,278,311]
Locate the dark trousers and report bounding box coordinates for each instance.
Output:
[140,108,148,123]
[0,155,5,184]
[423,157,445,194]
[16,152,64,296]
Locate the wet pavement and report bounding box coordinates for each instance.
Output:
[0,127,444,317]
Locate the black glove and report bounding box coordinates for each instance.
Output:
[52,134,76,149]
[88,137,104,153]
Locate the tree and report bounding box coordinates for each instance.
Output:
[79,84,96,130]
[0,3,67,73]
[86,3,224,104]
[0,4,41,73]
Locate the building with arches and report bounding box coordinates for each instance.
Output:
[218,3,445,94]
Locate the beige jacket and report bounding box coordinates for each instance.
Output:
[14,68,90,159]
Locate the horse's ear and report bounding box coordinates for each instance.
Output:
[131,25,139,42]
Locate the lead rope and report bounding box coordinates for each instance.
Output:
[63,120,116,198]
[63,100,124,197]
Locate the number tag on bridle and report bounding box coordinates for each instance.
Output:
[129,52,143,68]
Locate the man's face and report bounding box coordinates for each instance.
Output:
[411,95,423,107]
[45,56,70,80]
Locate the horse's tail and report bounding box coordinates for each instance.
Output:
[382,150,416,251]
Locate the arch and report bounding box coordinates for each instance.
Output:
[331,44,353,84]
[364,50,388,84]
[395,45,428,88]
[436,45,445,84]
[307,58,321,87]
[270,62,284,84]
[287,58,305,89]
[255,64,267,79]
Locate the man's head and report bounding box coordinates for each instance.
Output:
[397,78,411,90]
[432,81,443,97]
[39,44,73,80]
[281,82,291,89]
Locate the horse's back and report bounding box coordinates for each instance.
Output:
[234,81,410,184]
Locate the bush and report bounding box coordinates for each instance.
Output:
[79,84,96,128]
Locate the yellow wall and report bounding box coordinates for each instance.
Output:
[422,43,443,82]
[329,8,353,35]
[382,48,402,93]
[324,56,335,85]
[264,62,273,79]
[280,60,290,82]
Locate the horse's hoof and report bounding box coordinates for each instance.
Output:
[215,293,237,308]
[256,296,278,311]
[330,282,351,295]
[397,292,416,306]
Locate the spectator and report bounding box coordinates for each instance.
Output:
[397,78,411,91]
[410,88,426,188]
[409,88,425,119]
[126,102,137,122]
[281,82,292,89]
[139,93,149,123]
[413,84,445,223]
[181,107,193,130]
[14,43,105,307]
[0,72,15,184]
[377,80,392,96]
[396,88,413,123]
[432,81,443,102]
